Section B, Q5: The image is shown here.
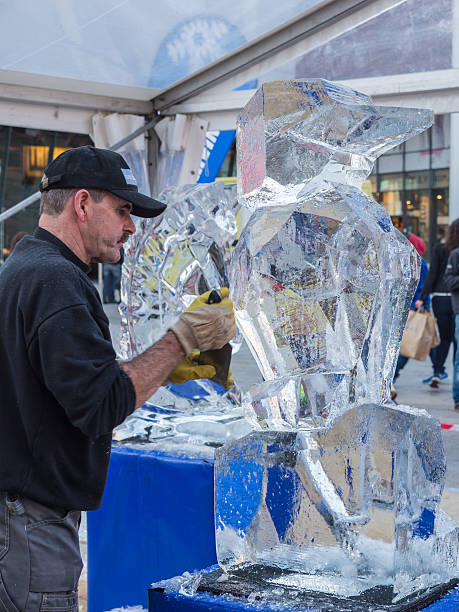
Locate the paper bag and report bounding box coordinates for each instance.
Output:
[399,310,441,361]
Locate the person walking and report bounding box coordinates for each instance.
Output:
[443,219,459,412]
[0,146,235,611]
[415,223,457,388]
[103,247,124,303]
[392,233,429,399]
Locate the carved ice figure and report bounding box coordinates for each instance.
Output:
[231,80,430,428]
[119,181,238,359]
[215,80,458,603]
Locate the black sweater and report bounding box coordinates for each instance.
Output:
[419,242,449,302]
[0,228,136,510]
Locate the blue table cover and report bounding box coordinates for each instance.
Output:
[87,445,217,612]
[148,584,459,611]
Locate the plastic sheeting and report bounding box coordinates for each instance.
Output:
[87,446,217,612]
[153,115,209,195]
[91,112,151,197]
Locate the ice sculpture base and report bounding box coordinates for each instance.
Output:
[193,566,458,612]
[215,404,458,602]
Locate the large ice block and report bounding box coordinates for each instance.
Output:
[216,79,458,605]
[114,181,241,444]
[119,181,238,359]
[215,403,458,600]
[231,79,433,424]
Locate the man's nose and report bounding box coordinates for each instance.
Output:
[126,215,136,234]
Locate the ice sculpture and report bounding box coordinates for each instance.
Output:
[114,181,246,450]
[119,180,238,359]
[214,80,458,605]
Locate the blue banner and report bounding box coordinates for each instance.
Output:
[198,130,235,183]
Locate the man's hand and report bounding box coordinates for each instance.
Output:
[121,289,236,408]
[169,288,236,355]
[168,351,216,385]
[415,299,424,311]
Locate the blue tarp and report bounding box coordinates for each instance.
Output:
[87,446,217,612]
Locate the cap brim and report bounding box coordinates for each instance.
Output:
[109,189,167,218]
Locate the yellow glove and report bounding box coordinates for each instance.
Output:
[168,351,216,385]
[186,288,233,313]
[169,288,236,355]
[225,369,234,389]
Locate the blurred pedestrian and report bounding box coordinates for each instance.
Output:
[9,231,28,253]
[103,247,124,304]
[415,221,457,388]
[443,219,459,411]
[392,233,429,399]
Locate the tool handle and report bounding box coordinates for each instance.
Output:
[207,289,223,304]
[200,288,232,388]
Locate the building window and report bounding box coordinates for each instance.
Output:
[371,114,450,258]
[0,127,91,261]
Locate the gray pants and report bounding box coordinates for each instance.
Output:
[0,493,82,611]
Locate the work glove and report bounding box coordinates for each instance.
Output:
[168,350,234,388]
[169,288,236,355]
[168,351,216,385]
[196,350,235,389]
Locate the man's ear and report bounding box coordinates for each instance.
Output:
[73,189,91,222]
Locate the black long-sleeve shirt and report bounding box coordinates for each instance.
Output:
[419,242,449,302]
[0,228,136,510]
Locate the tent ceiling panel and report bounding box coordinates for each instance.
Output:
[152,0,407,111]
[0,0,322,90]
[256,0,452,86]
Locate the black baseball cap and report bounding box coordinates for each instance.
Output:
[39,145,166,218]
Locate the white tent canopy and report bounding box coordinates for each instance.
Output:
[0,0,457,134]
[1,0,458,215]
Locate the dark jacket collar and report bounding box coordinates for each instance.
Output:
[34,227,91,274]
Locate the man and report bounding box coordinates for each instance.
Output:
[0,146,235,611]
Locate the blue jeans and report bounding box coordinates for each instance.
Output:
[453,313,459,402]
[394,354,409,381]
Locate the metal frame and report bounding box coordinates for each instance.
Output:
[0,69,155,135]
[163,69,459,129]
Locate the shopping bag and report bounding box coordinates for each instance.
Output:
[399,309,441,361]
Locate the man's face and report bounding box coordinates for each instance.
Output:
[83,192,136,263]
